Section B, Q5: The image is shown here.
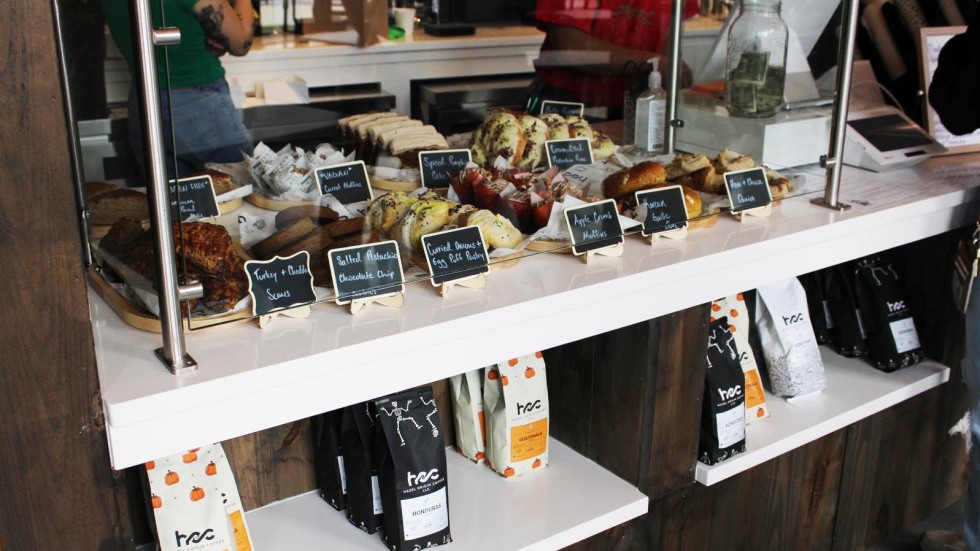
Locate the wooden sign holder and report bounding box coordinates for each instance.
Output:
[646,224,689,245]
[348,291,405,315]
[733,203,772,221]
[258,304,312,328]
[437,272,487,297]
[582,241,624,263]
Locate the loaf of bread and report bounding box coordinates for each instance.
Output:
[90,188,150,226]
[85,181,117,199]
[602,161,668,199]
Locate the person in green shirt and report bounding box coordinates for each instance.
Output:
[104,0,255,178]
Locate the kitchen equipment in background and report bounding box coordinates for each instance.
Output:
[413,75,534,135]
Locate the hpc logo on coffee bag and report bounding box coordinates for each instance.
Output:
[699,319,747,466]
[484,352,550,478]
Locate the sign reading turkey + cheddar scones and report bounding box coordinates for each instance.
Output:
[419,149,471,189]
[329,241,405,304]
[169,174,219,222]
[540,100,585,117]
[421,226,490,285]
[636,185,689,236]
[563,199,624,255]
[724,167,772,213]
[545,138,593,171]
[244,252,317,316]
[315,160,373,205]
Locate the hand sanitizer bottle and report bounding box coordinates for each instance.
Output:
[634,57,667,156]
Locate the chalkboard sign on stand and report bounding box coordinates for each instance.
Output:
[546,139,594,171]
[418,149,471,189]
[563,199,625,260]
[244,252,318,327]
[169,175,219,222]
[635,185,690,242]
[540,100,585,117]
[327,240,406,314]
[314,161,374,205]
[724,167,773,219]
[421,226,490,295]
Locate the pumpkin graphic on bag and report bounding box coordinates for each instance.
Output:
[205,462,217,476]
[151,495,162,509]
[182,450,198,464]
[190,487,205,502]
[164,471,179,485]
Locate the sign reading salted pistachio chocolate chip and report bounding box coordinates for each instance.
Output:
[328,241,405,304]
[724,167,772,214]
[422,226,490,285]
[563,199,624,255]
[169,175,219,222]
[636,185,689,236]
[418,149,471,189]
[244,252,317,316]
[540,100,585,117]
[315,160,373,205]
[545,139,593,171]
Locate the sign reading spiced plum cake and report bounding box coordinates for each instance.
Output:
[418,149,471,189]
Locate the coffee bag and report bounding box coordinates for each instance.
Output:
[712,295,769,423]
[755,278,828,397]
[146,443,252,551]
[799,271,834,345]
[375,387,452,550]
[312,409,347,510]
[341,402,383,534]
[484,352,549,477]
[824,264,869,357]
[854,256,924,371]
[450,369,487,462]
[699,318,747,465]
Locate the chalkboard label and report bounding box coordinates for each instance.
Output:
[546,139,594,171]
[244,252,318,316]
[541,100,585,117]
[563,199,624,255]
[421,226,490,285]
[315,161,373,205]
[169,175,219,222]
[724,167,772,213]
[636,186,689,236]
[328,240,405,304]
[418,149,471,189]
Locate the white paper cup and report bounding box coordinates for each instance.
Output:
[394,7,416,39]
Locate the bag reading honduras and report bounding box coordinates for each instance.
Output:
[699,318,747,465]
[484,352,549,477]
[755,278,828,397]
[450,369,487,462]
[854,256,924,371]
[374,386,452,550]
[711,294,769,423]
[145,443,253,551]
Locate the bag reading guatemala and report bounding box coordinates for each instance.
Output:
[312,409,347,510]
[699,318,747,465]
[374,386,452,550]
[341,402,383,534]
[712,294,769,423]
[145,443,253,551]
[450,369,487,462]
[854,256,924,371]
[484,352,549,477]
[755,278,828,397]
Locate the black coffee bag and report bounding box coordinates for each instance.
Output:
[799,271,833,345]
[341,402,383,534]
[824,264,869,357]
[374,387,452,551]
[312,409,347,511]
[855,256,924,371]
[699,318,747,465]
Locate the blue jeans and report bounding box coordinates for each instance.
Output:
[964,279,980,549]
[128,79,253,179]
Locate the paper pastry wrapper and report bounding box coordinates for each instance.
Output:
[247,141,354,201]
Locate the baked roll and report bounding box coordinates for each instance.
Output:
[516,115,548,170]
[666,153,712,181]
[464,209,523,250]
[591,132,617,160]
[601,161,668,199]
[540,113,571,141]
[366,191,419,232]
[394,199,451,252]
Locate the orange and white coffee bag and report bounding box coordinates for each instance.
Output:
[450,369,487,462]
[483,352,549,477]
[712,294,770,423]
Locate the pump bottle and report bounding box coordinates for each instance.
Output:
[634,58,667,156]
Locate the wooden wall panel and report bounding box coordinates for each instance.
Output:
[224,420,317,510]
[544,336,596,455]
[0,0,133,548]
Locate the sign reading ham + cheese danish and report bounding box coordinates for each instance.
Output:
[244,252,317,316]
[169,175,219,222]
[315,160,373,205]
[328,241,405,304]
[419,149,471,189]
[724,167,772,214]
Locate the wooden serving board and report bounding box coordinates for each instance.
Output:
[219,197,244,214]
[525,214,719,254]
[372,177,421,193]
[245,192,314,211]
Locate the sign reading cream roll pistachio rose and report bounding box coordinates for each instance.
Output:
[314,160,373,205]
[328,240,405,304]
[545,138,594,172]
[563,199,625,255]
[418,149,471,189]
[540,100,585,117]
[421,226,490,285]
[723,167,772,213]
[636,185,689,236]
[169,174,219,222]
[244,252,317,316]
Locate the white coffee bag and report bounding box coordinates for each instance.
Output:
[450,369,487,462]
[484,352,549,477]
[755,279,828,397]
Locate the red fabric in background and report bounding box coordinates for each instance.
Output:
[535,0,699,107]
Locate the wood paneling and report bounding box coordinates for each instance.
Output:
[0,0,132,548]
[224,420,317,510]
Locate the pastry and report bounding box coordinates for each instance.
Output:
[464,209,523,249]
[366,191,419,232]
[765,167,792,199]
[85,181,117,199]
[251,217,317,260]
[482,111,526,166]
[275,205,340,230]
[713,148,756,174]
[540,113,571,141]
[591,132,617,160]
[567,116,594,141]
[205,169,237,196]
[446,203,478,227]
[665,153,712,180]
[516,115,548,170]
[394,200,452,252]
[601,161,668,199]
[89,188,150,226]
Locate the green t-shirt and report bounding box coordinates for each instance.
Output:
[104,0,225,88]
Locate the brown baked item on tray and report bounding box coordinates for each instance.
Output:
[272,226,334,260]
[275,205,340,229]
[602,161,668,199]
[204,169,238,196]
[326,216,365,238]
[90,188,150,226]
[86,181,117,199]
[251,218,317,260]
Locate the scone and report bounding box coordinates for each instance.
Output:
[666,153,712,181]
[540,113,571,141]
[516,115,548,170]
[366,191,419,232]
[464,209,523,249]
[394,200,451,252]
[566,116,594,141]
[483,111,526,166]
[591,132,617,160]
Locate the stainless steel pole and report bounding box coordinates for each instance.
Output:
[812,0,860,212]
[664,0,686,154]
[130,0,198,374]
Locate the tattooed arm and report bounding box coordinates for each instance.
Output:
[193,0,255,56]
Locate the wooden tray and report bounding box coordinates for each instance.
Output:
[245,192,314,211]
[524,214,719,254]
[372,177,421,193]
[219,197,244,214]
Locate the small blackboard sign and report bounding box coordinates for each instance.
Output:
[421,226,490,285]
[563,199,624,255]
[244,252,317,316]
[540,100,585,117]
[169,175,219,222]
[723,167,772,213]
[328,240,405,304]
[546,139,594,171]
[315,161,373,205]
[418,149,471,189]
[636,186,689,236]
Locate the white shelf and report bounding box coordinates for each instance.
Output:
[246,439,647,551]
[694,347,950,486]
[91,158,980,469]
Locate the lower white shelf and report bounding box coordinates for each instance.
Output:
[247,439,648,551]
[695,347,950,486]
